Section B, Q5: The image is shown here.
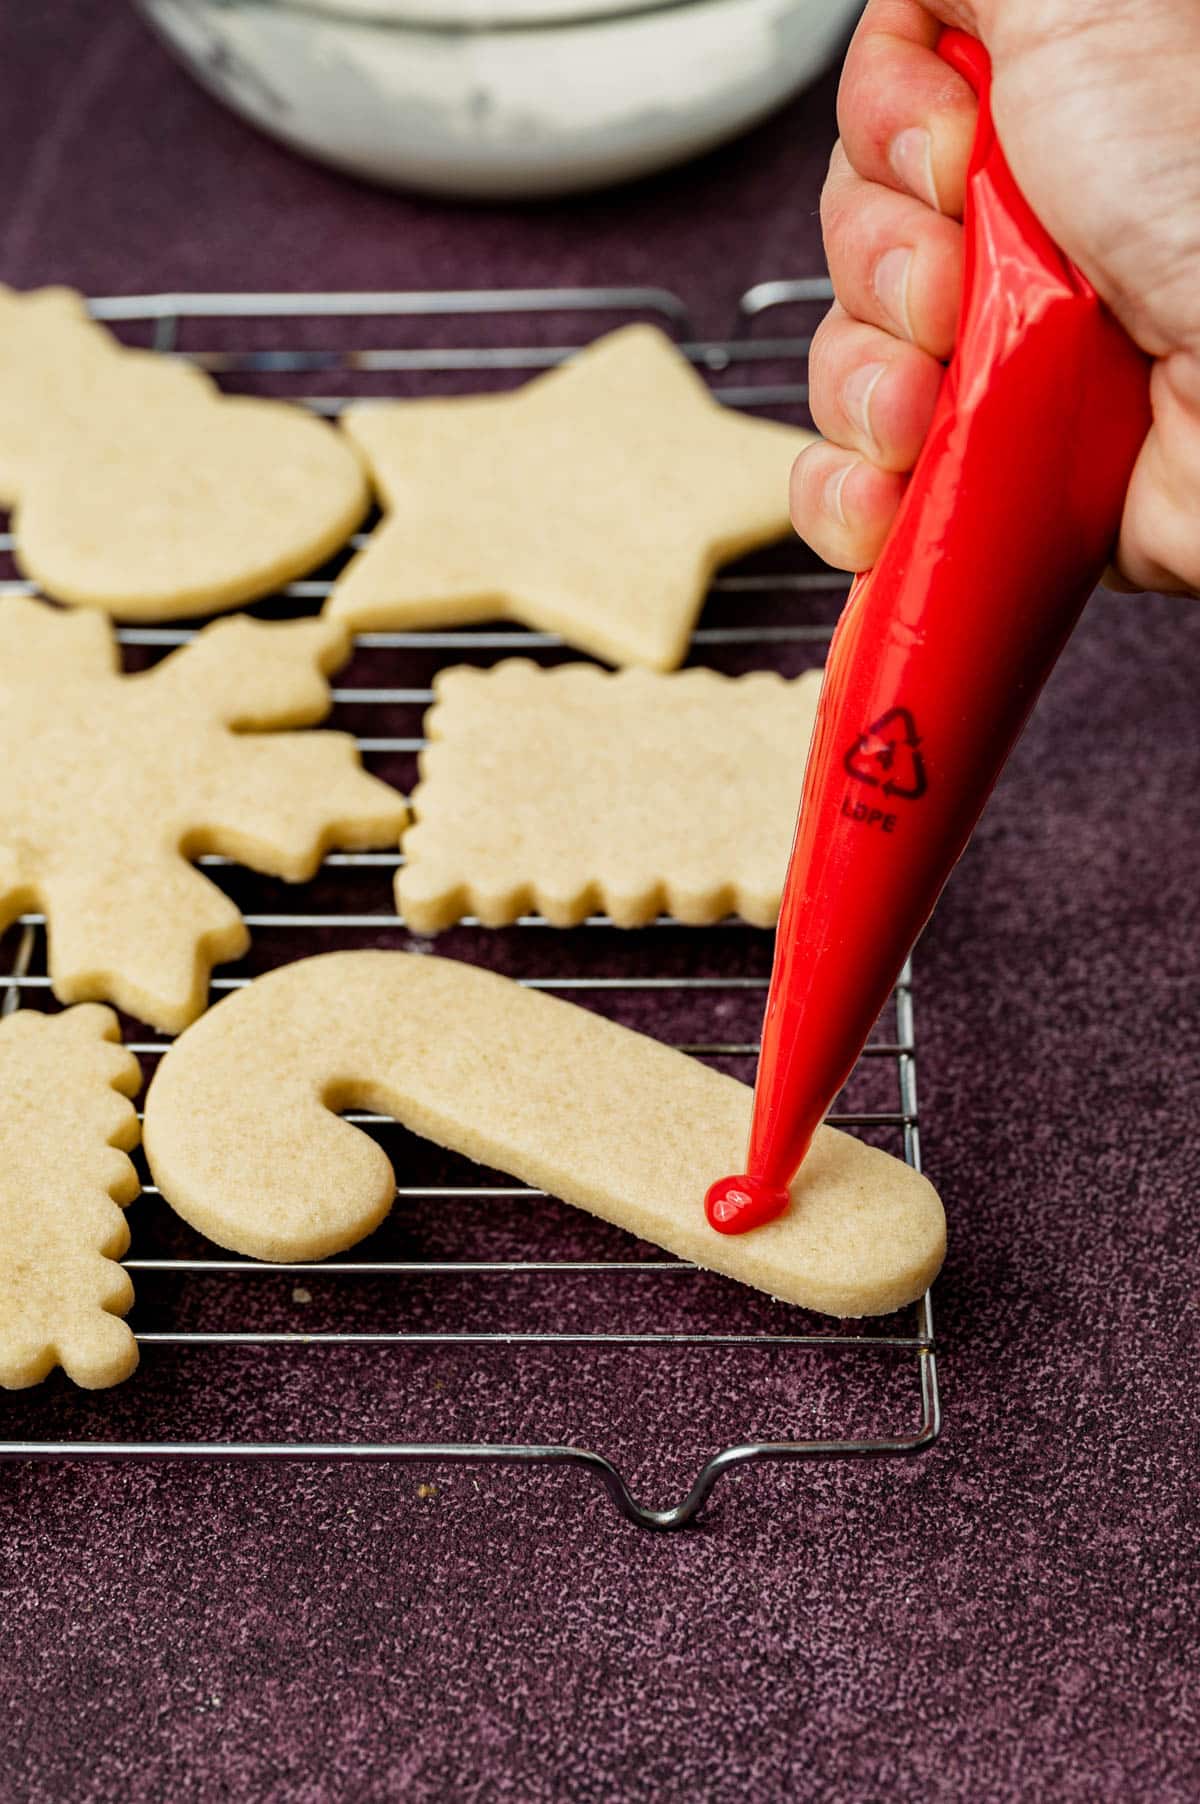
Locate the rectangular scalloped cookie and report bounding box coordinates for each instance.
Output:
[397,660,822,931]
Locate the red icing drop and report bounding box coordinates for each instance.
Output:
[704,1174,790,1236]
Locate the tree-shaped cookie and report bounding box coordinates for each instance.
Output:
[0,285,368,620]
[0,1005,141,1390]
[0,598,408,1032]
[327,325,817,670]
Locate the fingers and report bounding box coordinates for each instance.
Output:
[794,0,981,573]
[1112,354,1200,596]
[807,302,944,472]
[790,440,909,573]
[822,144,964,358]
[838,0,980,219]
[796,300,944,566]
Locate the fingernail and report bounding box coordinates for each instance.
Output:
[842,360,886,446]
[889,126,939,210]
[873,246,915,340]
[823,462,852,527]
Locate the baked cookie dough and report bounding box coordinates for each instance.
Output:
[0,284,368,620]
[327,324,816,670]
[143,951,945,1318]
[0,598,407,1033]
[0,1005,141,1390]
[399,659,823,931]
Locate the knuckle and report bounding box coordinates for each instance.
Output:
[818,179,845,241]
[806,309,841,371]
[789,439,824,494]
[805,322,847,430]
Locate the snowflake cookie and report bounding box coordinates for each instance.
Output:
[0,598,408,1032]
[0,1005,141,1390]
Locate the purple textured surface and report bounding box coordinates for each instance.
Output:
[2,5,1199,1801]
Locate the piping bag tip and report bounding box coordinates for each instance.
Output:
[704,1174,791,1235]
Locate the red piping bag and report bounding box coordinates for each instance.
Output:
[705,29,1151,1236]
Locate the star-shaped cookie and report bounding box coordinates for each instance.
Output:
[0,598,407,1033]
[328,325,816,670]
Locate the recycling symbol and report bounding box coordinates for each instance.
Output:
[843,707,928,801]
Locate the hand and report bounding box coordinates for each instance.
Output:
[791,0,1200,595]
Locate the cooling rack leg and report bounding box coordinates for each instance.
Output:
[572,1407,944,1531]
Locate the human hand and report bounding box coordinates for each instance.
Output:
[791,0,1200,595]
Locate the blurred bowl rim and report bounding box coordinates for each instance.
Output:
[252,0,794,33]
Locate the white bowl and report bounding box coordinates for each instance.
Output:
[135,0,861,199]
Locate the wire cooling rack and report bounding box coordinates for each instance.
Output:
[0,284,939,1530]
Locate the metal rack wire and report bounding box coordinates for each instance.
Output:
[0,284,938,1529]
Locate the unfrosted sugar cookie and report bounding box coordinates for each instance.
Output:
[0,284,369,620]
[0,1005,141,1390]
[143,951,945,1318]
[327,325,817,670]
[0,598,407,1033]
[398,660,823,931]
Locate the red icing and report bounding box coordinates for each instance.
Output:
[704,1175,790,1235]
[703,29,1151,1239]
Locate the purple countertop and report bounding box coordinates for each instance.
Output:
[2,5,1198,1800]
